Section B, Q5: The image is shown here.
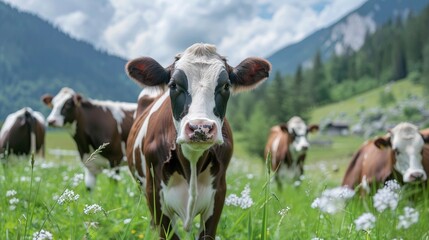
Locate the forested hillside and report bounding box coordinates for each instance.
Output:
[0,2,140,119]
[267,0,429,75]
[228,5,429,156]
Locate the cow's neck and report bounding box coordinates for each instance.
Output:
[72,101,102,153]
[177,144,211,230]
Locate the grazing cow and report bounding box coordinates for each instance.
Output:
[126,43,270,239]
[342,122,429,193]
[41,87,137,190]
[264,116,319,188]
[0,107,46,157]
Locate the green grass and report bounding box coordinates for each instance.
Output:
[1,130,429,239]
[310,78,425,124]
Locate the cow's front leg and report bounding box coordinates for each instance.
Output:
[83,166,97,191]
[146,172,179,240]
[199,178,226,239]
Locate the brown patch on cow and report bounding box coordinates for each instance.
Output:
[342,140,400,193]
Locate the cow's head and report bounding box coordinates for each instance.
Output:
[126,43,270,160]
[374,122,429,183]
[8,108,34,129]
[41,87,82,127]
[281,116,319,153]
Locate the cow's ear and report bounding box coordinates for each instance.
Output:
[41,94,53,108]
[421,133,429,144]
[374,137,391,149]
[125,57,170,87]
[279,123,289,133]
[73,94,82,106]
[308,124,319,133]
[228,57,271,93]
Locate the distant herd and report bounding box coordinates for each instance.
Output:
[1,43,429,239]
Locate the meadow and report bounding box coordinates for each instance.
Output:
[1,129,429,240]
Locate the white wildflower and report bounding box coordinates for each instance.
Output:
[20,176,30,182]
[278,207,290,216]
[9,198,20,205]
[127,188,136,197]
[373,188,399,212]
[225,184,253,209]
[84,204,103,215]
[354,212,376,231]
[123,218,132,224]
[311,238,324,240]
[0,176,5,181]
[311,187,355,214]
[40,162,55,169]
[246,173,254,179]
[102,169,122,181]
[294,180,301,187]
[71,173,84,187]
[6,190,17,197]
[397,207,419,229]
[384,179,401,191]
[84,221,99,229]
[57,189,79,205]
[32,229,53,240]
[9,205,16,211]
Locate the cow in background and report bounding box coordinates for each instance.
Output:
[0,107,45,158]
[264,116,319,188]
[126,43,270,239]
[41,87,137,190]
[342,122,429,193]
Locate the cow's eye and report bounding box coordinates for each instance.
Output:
[223,83,231,91]
[394,149,400,155]
[168,81,177,90]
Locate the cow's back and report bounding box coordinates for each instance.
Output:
[342,141,393,189]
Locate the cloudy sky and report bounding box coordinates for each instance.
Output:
[3,0,366,66]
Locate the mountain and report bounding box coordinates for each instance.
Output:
[267,0,429,76]
[0,2,140,119]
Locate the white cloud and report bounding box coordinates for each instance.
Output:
[2,0,366,66]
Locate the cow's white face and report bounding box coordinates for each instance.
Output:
[389,123,427,183]
[288,117,310,154]
[43,88,77,127]
[171,48,229,156]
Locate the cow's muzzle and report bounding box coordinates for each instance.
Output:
[184,120,217,143]
[404,169,427,183]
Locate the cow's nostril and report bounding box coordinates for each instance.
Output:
[411,172,423,180]
[188,123,198,131]
[48,120,55,126]
[203,124,213,130]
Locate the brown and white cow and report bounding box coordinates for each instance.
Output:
[41,87,137,190]
[0,107,46,158]
[126,43,270,239]
[342,122,429,193]
[264,116,319,188]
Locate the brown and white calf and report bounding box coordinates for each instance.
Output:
[0,107,46,157]
[41,87,137,190]
[342,122,429,193]
[126,43,270,239]
[264,116,319,188]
